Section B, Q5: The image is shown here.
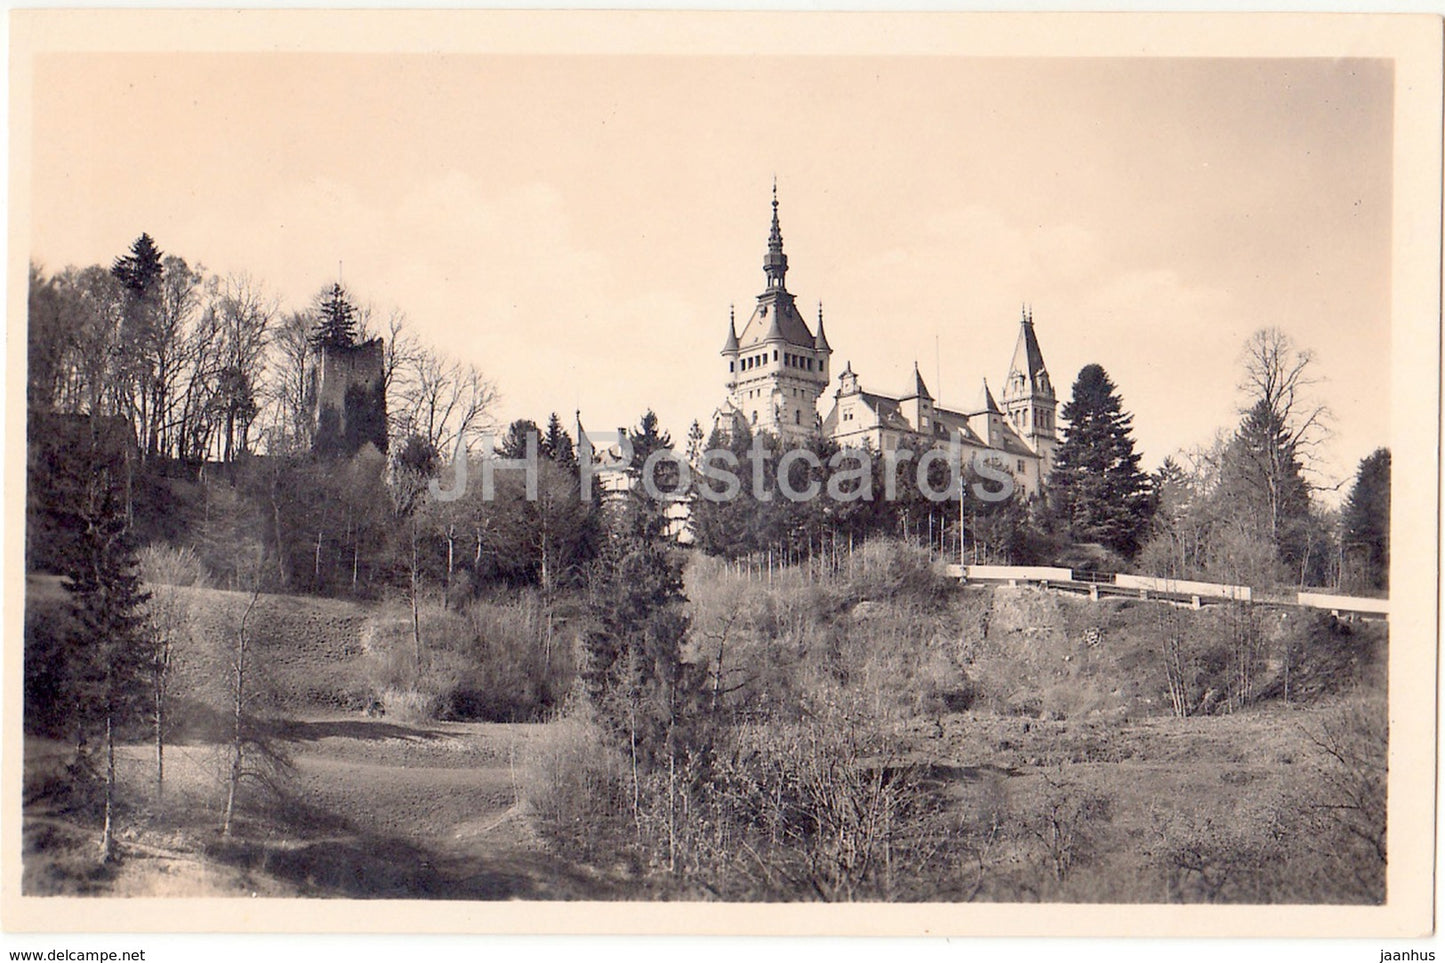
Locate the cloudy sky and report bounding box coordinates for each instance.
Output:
[26,52,1392,487]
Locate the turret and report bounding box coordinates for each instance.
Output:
[1001,304,1058,469]
[721,305,740,389]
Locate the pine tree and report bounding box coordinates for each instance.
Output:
[541,412,577,475]
[499,418,541,460]
[309,283,359,350]
[625,410,677,542]
[110,233,164,297]
[1223,399,1313,572]
[684,420,706,469]
[60,456,152,863]
[1341,447,1390,592]
[1049,364,1153,557]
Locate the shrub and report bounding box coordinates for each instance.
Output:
[522,703,635,866]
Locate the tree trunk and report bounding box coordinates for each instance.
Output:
[411,523,422,680]
[99,712,115,864]
[223,587,259,837]
[153,639,169,805]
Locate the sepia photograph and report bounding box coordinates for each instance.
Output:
[3,8,1439,945]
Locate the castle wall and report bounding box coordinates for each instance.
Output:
[310,338,387,456]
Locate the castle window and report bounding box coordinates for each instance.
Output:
[729,361,734,372]
[795,411,801,425]
[1018,459,1025,472]
[751,411,758,424]
[773,350,778,362]
[807,358,814,371]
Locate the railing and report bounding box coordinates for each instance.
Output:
[947,564,1387,618]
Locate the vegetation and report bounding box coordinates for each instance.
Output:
[23,234,1391,903]
[1048,363,1153,558]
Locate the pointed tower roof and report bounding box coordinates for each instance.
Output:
[814,302,831,353]
[736,184,820,351]
[1006,304,1053,398]
[903,361,933,401]
[975,378,1001,414]
[763,179,788,291]
[721,305,739,354]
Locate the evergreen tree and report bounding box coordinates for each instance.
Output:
[541,412,577,475]
[684,420,706,469]
[624,410,678,542]
[309,283,359,350]
[1341,447,1390,592]
[59,454,153,863]
[581,532,695,764]
[1049,364,1153,557]
[110,233,164,297]
[1222,399,1313,573]
[499,418,541,460]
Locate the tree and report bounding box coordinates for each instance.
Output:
[309,283,358,350]
[110,233,164,297]
[624,410,678,542]
[1341,448,1390,593]
[1218,400,1313,581]
[139,546,205,804]
[392,347,496,458]
[1235,328,1329,548]
[265,310,314,452]
[58,446,152,862]
[1137,455,1211,579]
[684,420,706,470]
[1048,364,1153,557]
[541,412,578,475]
[392,434,439,679]
[581,532,697,837]
[499,418,541,460]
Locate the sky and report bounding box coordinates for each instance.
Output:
[25,53,1392,490]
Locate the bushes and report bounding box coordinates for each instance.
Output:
[363,591,579,723]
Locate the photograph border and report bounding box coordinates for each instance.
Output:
[4,8,1439,938]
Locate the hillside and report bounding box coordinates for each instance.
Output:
[23,565,1387,902]
[958,585,1384,722]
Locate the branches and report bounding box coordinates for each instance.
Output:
[392,346,498,456]
[1238,327,1331,466]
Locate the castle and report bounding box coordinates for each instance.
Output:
[714,190,1059,495]
[309,338,388,457]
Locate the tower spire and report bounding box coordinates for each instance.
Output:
[764,180,788,290]
[814,301,831,352]
[721,304,740,355]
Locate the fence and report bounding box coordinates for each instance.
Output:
[946,564,1386,619]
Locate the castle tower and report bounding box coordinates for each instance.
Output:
[719,185,831,441]
[900,361,935,434]
[1000,305,1058,469]
[969,377,1007,448]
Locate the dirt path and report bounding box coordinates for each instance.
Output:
[257,717,621,899]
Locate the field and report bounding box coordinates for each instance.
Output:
[22,558,1387,903]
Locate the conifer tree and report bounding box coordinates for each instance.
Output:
[541,412,577,475]
[309,282,359,350]
[59,457,152,863]
[499,418,541,460]
[1341,447,1390,592]
[1221,399,1313,572]
[1049,364,1153,557]
[625,410,678,542]
[110,233,164,297]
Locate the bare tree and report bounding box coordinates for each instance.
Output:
[1237,327,1332,513]
[222,540,271,837]
[394,346,498,456]
[262,310,314,453]
[212,274,277,462]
